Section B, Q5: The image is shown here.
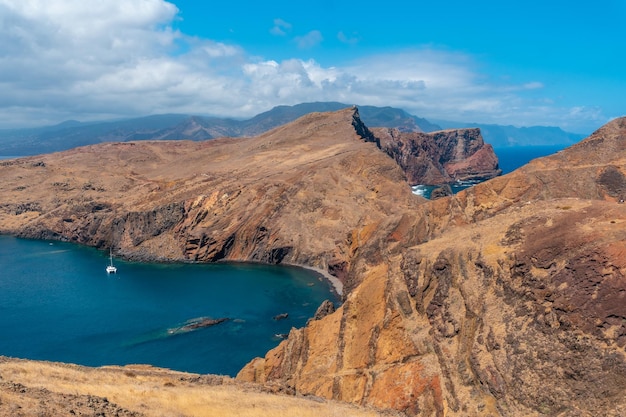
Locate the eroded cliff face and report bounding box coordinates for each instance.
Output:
[372,127,501,185]
[1,110,625,416]
[0,108,419,282]
[238,117,626,416]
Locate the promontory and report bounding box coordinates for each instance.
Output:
[0,108,625,416]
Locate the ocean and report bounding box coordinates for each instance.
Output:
[412,145,568,198]
[494,145,567,175]
[0,236,338,376]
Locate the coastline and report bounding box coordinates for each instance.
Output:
[288,263,344,297]
[1,232,345,298]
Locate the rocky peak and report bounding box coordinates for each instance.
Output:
[350,106,380,146]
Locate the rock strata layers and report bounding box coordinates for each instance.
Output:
[1,109,625,416]
[237,117,626,416]
[373,127,501,185]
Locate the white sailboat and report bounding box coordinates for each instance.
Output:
[106,248,117,274]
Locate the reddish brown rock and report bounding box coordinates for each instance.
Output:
[373,127,501,185]
[239,117,626,416]
[1,109,626,416]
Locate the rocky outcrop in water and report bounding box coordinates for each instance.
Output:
[373,127,501,185]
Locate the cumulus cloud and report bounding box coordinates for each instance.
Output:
[0,0,609,133]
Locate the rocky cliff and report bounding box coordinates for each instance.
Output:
[238,118,626,416]
[0,108,419,283]
[1,109,625,416]
[373,127,501,185]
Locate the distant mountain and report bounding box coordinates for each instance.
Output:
[0,114,190,155]
[237,102,441,136]
[0,102,584,155]
[0,103,442,156]
[430,120,586,147]
[238,102,349,136]
[357,105,441,132]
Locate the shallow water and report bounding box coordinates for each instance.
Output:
[0,236,338,375]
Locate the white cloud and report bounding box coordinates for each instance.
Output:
[0,0,610,133]
[337,31,359,45]
[270,18,292,36]
[294,30,323,49]
[523,81,544,90]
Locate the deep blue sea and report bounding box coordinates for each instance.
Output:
[412,145,568,198]
[0,236,338,375]
[494,145,566,175]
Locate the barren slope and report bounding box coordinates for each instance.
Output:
[0,357,400,417]
[239,118,626,416]
[0,108,419,283]
[1,111,625,416]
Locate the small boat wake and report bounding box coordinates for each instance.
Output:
[126,316,230,346]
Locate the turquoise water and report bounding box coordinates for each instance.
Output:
[0,235,338,375]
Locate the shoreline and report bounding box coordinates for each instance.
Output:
[288,263,344,297]
[1,232,344,297]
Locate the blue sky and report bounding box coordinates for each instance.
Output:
[0,0,624,134]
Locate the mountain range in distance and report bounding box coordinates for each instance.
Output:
[0,102,586,156]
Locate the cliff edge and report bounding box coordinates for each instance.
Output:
[373,127,501,185]
[238,117,626,416]
[0,111,624,416]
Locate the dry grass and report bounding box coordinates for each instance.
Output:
[0,357,394,417]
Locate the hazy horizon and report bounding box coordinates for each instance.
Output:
[0,1,624,134]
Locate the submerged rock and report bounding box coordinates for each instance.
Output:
[429,184,453,199]
[168,317,229,335]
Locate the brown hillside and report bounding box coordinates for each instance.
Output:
[1,110,625,416]
[0,356,399,417]
[239,117,626,416]
[0,108,420,285]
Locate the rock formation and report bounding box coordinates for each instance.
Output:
[0,108,418,283]
[1,108,625,416]
[237,117,626,416]
[373,127,501,185]
[169,317,229,334]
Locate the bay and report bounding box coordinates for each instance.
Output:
[0,235,338,376]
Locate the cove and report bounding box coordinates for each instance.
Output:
[0,235,338,376]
